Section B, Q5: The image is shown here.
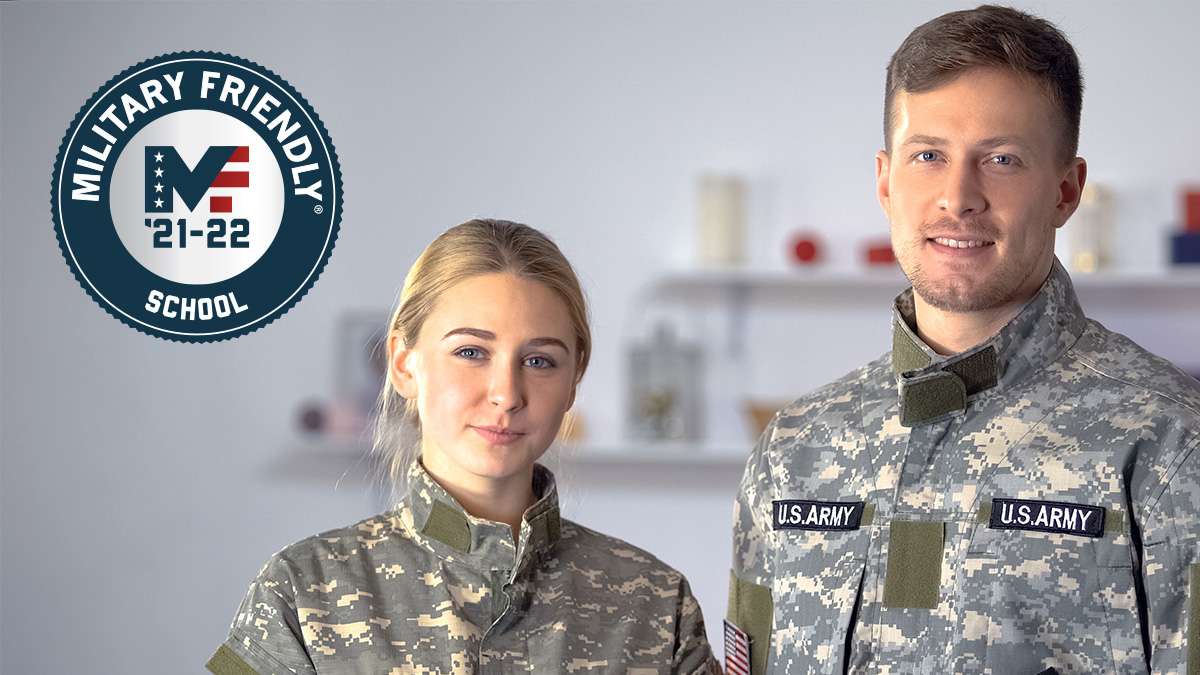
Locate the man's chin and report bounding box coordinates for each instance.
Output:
[912,274,1007,313]
[916,273,1022,312]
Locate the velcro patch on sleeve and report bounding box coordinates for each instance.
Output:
[772,500,865,531]
[988,498,1105,538]
[205,644,259,675]
[1189,563,1200,672]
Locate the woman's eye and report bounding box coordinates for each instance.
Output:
[525,356,555,369]
[454,347,484,360]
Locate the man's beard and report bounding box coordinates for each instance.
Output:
[898,216,1035,313]
[905,253,1030,313]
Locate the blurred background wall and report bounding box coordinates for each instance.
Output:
[4,1,1200,672]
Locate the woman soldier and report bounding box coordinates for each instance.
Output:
[207,219,720,674]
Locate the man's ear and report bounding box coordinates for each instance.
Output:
[1053,157,1088,229]
[875,150,892,217]
[387,333,420,400]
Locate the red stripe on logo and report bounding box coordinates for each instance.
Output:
[725,660,749,675]
[211,172,249,188]
[228,146,249,162]
[210,196,232,213]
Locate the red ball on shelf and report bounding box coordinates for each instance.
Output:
[864,242,897,265]
[789,234,822,265]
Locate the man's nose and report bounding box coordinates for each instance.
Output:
[938,162,987,216]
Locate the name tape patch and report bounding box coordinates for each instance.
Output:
[989,498,1105,538]
[773,499,865,531]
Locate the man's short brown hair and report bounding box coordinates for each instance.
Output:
[884,4,1083,166]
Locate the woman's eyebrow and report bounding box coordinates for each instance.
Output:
[528,337,569,352]
[442,328,569,352]
[442,327,494,340]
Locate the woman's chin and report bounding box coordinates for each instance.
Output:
[458,448,541,481]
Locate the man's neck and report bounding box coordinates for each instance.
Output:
[912,298,1024,355]
[910,257,1057,356]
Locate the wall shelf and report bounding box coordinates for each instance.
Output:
[653,265,1200,292]
[268,437,750,484]
[552,440,750,466]
[645,264,1200,356]
[275,266,1200,485]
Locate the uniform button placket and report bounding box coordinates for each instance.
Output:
[478,568,516,673]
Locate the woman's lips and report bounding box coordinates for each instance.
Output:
[471,426,526,445]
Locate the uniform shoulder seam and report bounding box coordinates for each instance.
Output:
[560,519,681,576]
[1070,350,1200,420]
[226,627,312,673]
[1141,435,1200,541]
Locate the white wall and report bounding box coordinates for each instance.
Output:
[4,2,1200,672]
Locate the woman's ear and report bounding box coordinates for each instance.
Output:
[387,333,420,400]
[564,363,583,412]
[564,383,577,413]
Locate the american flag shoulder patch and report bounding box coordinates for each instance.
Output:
[724,618,752,675]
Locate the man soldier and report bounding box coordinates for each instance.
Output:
[728,5,1200,674]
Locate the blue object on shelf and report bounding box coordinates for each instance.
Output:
[1172,231,1200,264]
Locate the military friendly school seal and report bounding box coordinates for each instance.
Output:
[51,52,342,342]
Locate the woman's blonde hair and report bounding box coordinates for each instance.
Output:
[371,218,592,497]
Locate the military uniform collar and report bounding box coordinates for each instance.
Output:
[401,459,562,572]
[890,257,1087,426]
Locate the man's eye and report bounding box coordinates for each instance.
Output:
[454,347,484,360]
[525,356,555,369]
[990,154,1014,166]
[915,150,939,162]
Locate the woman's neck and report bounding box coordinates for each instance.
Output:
[419,453,536,543]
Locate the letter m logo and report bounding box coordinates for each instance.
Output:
[145,145,249,213]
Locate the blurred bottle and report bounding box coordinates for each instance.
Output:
[626,323,703,442]
[696,174,746,266]
[1060,183,1113,273]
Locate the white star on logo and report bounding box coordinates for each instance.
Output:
[154,198,164,208]
[154,183,163,193]
[154,152,164,162]
[154,167,164,178]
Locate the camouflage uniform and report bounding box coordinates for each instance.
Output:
[729,258,1200,674]
[209,461,719,674]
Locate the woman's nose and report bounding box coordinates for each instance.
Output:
[488,361,524,412]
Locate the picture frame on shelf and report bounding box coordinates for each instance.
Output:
[336,311,389,418]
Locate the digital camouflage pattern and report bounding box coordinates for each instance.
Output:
[210,461,719,674]
[731,258,1200,674]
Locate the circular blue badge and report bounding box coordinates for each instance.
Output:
[51,51,342,342]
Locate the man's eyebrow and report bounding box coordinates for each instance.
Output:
[974,135,1030,150]
[442,328,570,352]
[901,134,1030,150]
[901,134,949,147]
